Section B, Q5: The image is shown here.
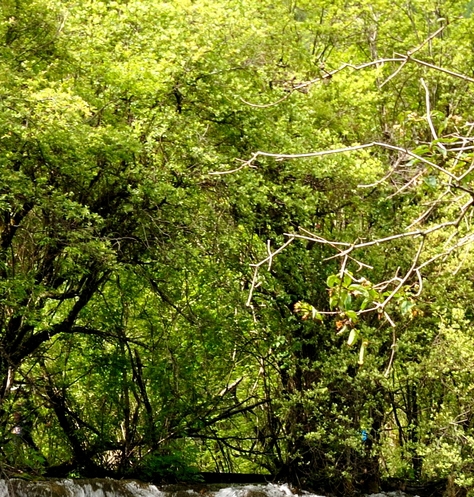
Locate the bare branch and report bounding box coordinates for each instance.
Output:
[208,159,258,176]
[236,20,473,119]
[405,55,474,83]
[229,141,458,180]
[406,187,452,230]
[421,78,445,150]
[380,22,447,88]
[379,239,425,310]
[246,237,295,306]
[387,170,424,199]
[384,328,398,378]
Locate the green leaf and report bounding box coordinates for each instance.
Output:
[312,308,324,321]
[360,298,371,311]
[400,300,415,316]
[349,284,369,298]
[413,145,430,155]
[345,310,358,322]
[337,324,348,336]
[329,294,340,309]
[327,274,341,288]
[358,340,368,365]
[424,176,437,189]
[343,291,352,310]
[343,273,352,287]
[347,328,358,346]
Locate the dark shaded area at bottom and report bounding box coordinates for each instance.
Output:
[381,478,461,497]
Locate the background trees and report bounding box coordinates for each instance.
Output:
[1,0,474,494]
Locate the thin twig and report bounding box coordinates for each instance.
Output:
[208,160,257,176]
[236,141,458,180]
[380,22,447,88]
[267,240,272,271]
[379,239,425,310]
[406,55,474,83]
[246,237,295,306]
[384,328,397,377]
[406,187,450,229]
[239,58,404,109]
[387,170,424,199]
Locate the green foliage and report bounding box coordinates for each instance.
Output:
[1,0,474,494]
[133,449,202,483]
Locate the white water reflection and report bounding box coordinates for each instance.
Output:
[0,480,326,497]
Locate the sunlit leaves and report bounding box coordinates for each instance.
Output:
[2,0,474,487]
[294,301,323,321]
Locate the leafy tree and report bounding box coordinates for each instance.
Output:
[2,0,474,494]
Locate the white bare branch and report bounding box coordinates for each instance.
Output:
[211,141,458,179]
[421,78,445,150]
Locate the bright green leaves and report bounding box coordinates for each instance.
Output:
[294,269,422,367]
[328,273,353,312]
[327,273,344,288]
[326,270,419,322]
[464,0,474,17]
[0,0,66,71]
[2,0,474,486]
[295,271,374,365]
[327,272,378,314]
[294,301,323,321]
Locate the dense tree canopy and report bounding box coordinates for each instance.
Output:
[2,0,474,494]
